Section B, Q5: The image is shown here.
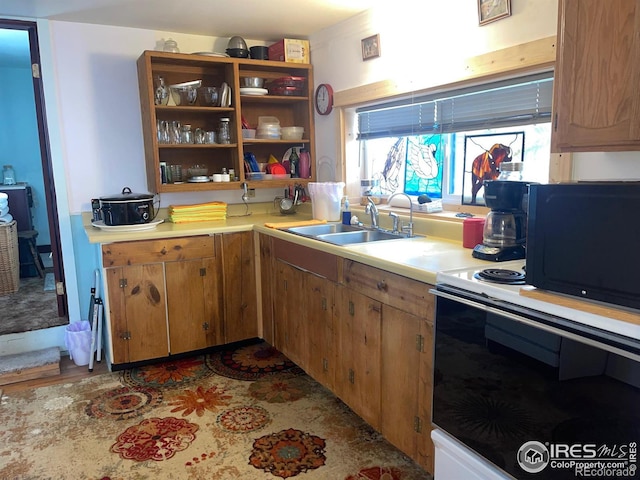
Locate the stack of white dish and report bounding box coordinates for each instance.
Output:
[0,192,12,224]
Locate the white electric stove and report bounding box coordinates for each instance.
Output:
[436,261,640,340]
[433,261,640,480]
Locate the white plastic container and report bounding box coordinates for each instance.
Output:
[281,126,304,140]
[308,182,345,221]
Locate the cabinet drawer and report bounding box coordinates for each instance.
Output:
[273,238,339,282]
[342,259,434,320]
[102,235,215,267]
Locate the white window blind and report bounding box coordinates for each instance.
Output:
[357,72,553,140]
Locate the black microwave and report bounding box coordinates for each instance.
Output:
[526,181,640,311]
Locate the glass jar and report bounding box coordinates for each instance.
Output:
[163,38,180,53]
[218,118,231,144]
[2,165,16,185]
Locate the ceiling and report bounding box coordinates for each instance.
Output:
[0,0,376,40]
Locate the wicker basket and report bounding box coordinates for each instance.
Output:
[0,220,20,295]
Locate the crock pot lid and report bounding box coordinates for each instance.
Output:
[100,186,154,202]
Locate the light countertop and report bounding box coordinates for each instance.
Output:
[83,204,493,285]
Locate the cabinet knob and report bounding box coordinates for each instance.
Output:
[376,280,388,292]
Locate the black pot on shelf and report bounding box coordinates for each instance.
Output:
[226,48,250,58]
[250,46,269,60]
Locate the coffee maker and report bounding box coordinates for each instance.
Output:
[472,180,528,261]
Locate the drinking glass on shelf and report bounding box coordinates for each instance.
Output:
[205,131,216,144]
[169,165,183,183]
[169,121,182,144]
[180,124,194,144]
[156,120,170,144]
[194,128,206,144]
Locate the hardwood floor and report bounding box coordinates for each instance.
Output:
[1,355,110,395]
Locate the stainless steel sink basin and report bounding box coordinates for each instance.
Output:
[287,223,361,236]
[315,229,407,245]
[285,222,412,245]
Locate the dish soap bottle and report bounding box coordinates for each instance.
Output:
[342,197,351,225]
[289,148,300,178]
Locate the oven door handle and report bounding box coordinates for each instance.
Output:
[429,288,493,311]
[430,288,640,363]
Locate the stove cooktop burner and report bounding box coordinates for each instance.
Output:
[474,268,526,285]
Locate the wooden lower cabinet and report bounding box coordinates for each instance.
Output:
[166,257,223,354]
[334,284,382,430]
[264,242,435,476]
[103,235,231,365]
[220,231,258,343]
[105,263,169,363]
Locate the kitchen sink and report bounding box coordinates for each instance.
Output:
[286,222,413,245]
[316,229,407,245]
[286,223,361,236]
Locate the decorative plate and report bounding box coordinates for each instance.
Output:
[188,176,211,182]
[191,51,229,57]
[91,218,164,231]
[240,87,268,96]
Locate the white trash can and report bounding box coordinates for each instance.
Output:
[64,321,93,366]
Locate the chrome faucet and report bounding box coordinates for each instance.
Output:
[365,196,379,228]
[387,192,414,237]
[389,211,400,232]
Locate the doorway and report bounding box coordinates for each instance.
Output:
[0,19,67,334]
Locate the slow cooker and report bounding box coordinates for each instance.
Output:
[98,187,157,226]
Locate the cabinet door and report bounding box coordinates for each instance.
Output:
[273,260,306,365]
[166,257,223,354]
[221,231,258,343]
[258,234,275,344]
[305,272,335,390]
[381,303,435,474]
[334,285,382,430]
[417,314,435,475]
[105,264,168,364]
[553,0,640,151]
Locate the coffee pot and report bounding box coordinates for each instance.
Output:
[472,180,529,261]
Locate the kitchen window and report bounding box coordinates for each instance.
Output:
[355,73,553,205]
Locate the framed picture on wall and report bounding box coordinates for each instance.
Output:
[478,0,511,26]
[361,34,381,61]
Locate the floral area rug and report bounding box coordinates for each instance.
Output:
[0,341,431,479]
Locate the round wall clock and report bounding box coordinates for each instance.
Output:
[315,83,334,115]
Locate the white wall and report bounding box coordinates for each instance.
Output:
[49,21,279,213]
[308,0,640,183]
